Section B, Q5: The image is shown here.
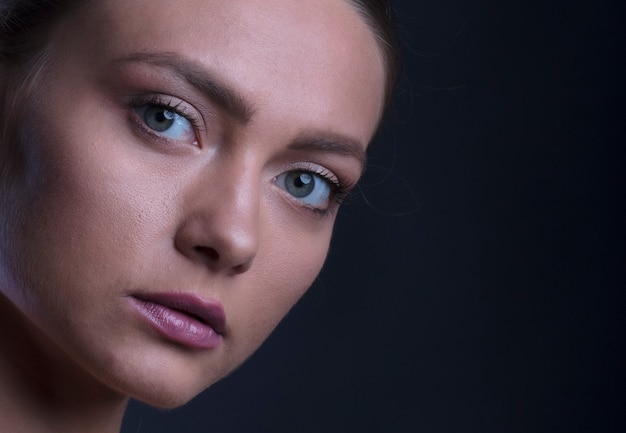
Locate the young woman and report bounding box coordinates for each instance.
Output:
[0,0,397,431]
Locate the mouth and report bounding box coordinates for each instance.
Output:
[129,292,226,350]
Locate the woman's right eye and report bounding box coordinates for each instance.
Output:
[134,104,196,142]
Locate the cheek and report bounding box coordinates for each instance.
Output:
[2,104,171,316]
[224,220,331,363]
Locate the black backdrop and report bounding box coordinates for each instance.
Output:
[122,1,625,432]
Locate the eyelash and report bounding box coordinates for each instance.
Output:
[129,94,203,141]
[289,166,353,217]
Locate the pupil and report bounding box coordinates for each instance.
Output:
[295,174,313,187]
[145,106,175,132]
[286,172,315,198]
[156,110,175,123]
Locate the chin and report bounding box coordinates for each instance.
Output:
[115,371,218,409]
[132,388,202,410]
[85,341,231,409]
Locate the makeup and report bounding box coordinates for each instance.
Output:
[129,292,225,350]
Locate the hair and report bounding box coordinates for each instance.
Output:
[0,0,80,185]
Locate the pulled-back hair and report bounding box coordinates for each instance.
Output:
[0,0,83,184]
[0,0,77,66]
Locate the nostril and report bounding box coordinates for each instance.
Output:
[232,259,253,275]
[193,245,220,262]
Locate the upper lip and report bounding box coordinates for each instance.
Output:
[132,292,226,335]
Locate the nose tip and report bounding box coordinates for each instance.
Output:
[175,215,259,275]
[190,227,257,274]
[174,168,260,274]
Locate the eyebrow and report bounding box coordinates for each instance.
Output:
[115,51,255,123]
[290,133,367,172]
[115,51,367,169]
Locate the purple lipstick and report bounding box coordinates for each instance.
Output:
[129,292,225,350]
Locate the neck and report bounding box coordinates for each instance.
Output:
[0,294,128,433]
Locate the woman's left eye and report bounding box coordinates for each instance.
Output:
[134,104,196,142]
[275,170,335,209]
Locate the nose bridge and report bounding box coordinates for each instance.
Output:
[176,153,261,274]
[215,157,260,251]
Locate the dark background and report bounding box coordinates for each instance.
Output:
[122,1,625,432]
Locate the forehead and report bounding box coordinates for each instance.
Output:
[57,0,386,146]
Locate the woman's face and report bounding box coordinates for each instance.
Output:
[0,0,384,406]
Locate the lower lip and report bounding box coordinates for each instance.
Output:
[129,297,223,350]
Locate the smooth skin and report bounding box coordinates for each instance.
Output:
[0,0,385,432]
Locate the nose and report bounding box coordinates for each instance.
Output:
[174,161,260,275]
